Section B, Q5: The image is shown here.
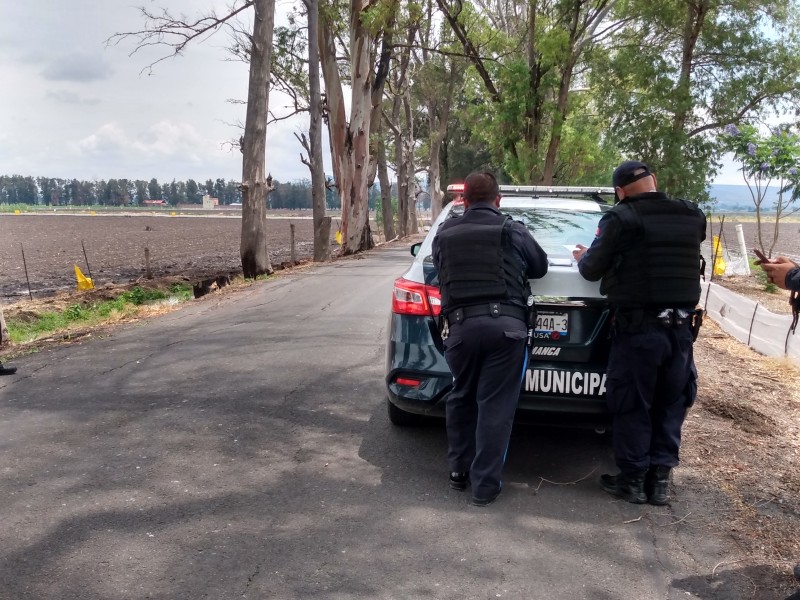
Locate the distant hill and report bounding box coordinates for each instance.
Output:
[708,184,783,212]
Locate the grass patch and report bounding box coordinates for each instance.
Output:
[749,257,781,293]
[0,203,33,213]
[6,283,193,344]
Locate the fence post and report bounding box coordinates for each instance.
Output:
[290,223,296,264]
[735,224,750,275]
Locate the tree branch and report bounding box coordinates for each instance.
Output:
[106,2,255,75]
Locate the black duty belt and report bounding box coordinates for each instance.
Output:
[614,307,701,337]
[448,303,527,324]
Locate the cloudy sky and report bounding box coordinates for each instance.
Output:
[2,1,746,187]
[0,0,322,185]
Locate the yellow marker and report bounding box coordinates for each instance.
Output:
[712,235,727,276]
[335,230,343,245]
[90,210,96,216]
[74,265,94,291]
[14,209,20,215]
[171,211,177,216]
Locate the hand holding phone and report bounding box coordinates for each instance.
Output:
[753,248,772,263]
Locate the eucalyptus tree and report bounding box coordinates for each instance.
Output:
[317,0,398,253]
[593,0,800,202]
[383,3,420,237]
[268,0,397,253]
[110,0,276,278]
[304,0,332,261]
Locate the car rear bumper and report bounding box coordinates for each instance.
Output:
[386,313,611,422]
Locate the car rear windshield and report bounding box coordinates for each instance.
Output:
[422,203,605,284]
[442,203,605,257]
[502,207,605,258]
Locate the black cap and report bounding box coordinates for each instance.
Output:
[612,160,652,188]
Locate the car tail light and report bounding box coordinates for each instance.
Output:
[395,376,422,387]
[392,278,441,316]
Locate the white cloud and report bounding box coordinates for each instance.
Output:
[0,1,329,185]
[41,51,113,82]
[46,90,102,105]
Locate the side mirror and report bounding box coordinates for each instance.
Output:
[410,242,422,257]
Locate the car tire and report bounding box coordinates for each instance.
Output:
[387,398,419,426]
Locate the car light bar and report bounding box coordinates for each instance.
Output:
[392,278,442,317]
[499,185,614,195]
[447,183,613,195]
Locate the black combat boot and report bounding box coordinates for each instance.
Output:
[600,471,648,504]
[646,466,671,506]
[449,471,469,491]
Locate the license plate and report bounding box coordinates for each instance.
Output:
[535,311,569,341]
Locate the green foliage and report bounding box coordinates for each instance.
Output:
[0,203,29,213]
[5,285,193,344]
[120,286,169,305]
[592,0,800,204]
[720,123,800,252]
[0,175,243,206]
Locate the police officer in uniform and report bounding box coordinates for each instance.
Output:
[433,171,548,506]
[572,160,706,505]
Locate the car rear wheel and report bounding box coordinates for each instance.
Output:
[387,398,420,426]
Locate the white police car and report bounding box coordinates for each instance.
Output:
[385,184,615,426]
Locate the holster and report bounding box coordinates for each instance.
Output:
[526,305,537,348]
[690,309,704,341]
[790,291,800,334]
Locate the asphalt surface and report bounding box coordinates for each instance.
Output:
[0,245,748,600]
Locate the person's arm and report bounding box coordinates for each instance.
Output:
[511,222,548,279]
[787,267,800,291]
[432,231,442,273]
[572,213,621,282]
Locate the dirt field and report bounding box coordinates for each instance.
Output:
[709,217,800,262]
[0,213,335,303]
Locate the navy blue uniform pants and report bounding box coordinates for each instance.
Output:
[605,323,697,474]
[443,315,528,501]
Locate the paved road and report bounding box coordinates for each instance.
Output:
[0,246,744,599]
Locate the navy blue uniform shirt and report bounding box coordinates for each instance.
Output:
[432,201,548,283]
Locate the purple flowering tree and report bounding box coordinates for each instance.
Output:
[720,123,800,256]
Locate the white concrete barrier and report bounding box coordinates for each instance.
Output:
[701,280,800,362]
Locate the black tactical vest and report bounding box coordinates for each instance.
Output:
[437,216,530,314]
[601,196,705,308]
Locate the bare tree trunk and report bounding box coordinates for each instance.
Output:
[319,1,377,255]
[0,308,8,346]
[540,59,575,185]
[377,124,396,240]
[240,0,275,278]
[306,0,331,261]
[393,93,408,237]
[403,93,418,234]
[427,69,457,221]
[664,0,708,189]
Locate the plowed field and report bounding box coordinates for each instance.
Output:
[1,213,332,304]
